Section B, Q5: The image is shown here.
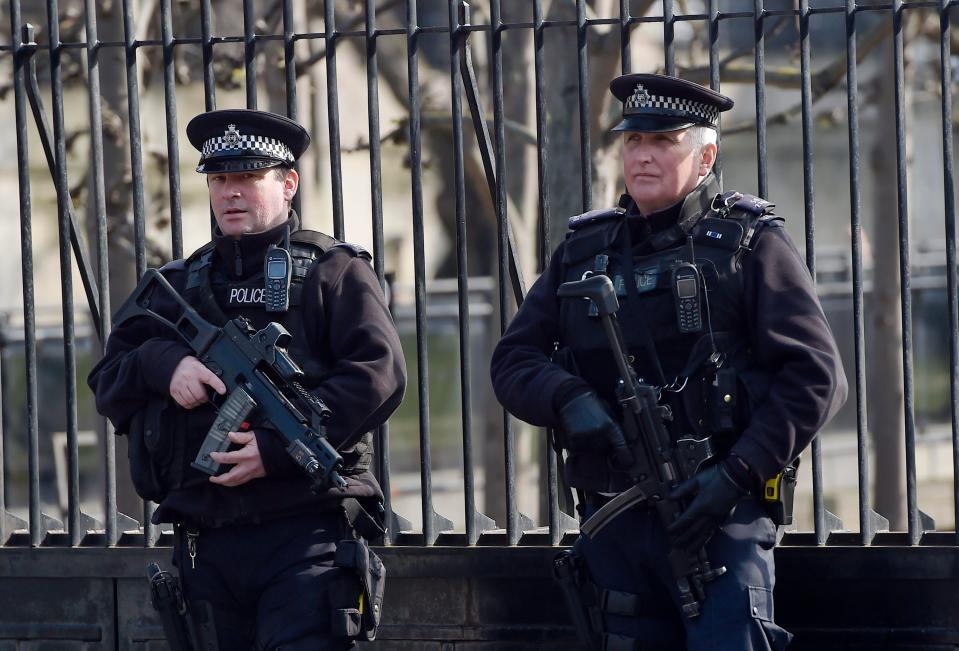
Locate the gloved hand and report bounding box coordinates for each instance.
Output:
[558,391,632,468]
[667,462,749,552]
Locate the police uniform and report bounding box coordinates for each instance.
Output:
[88,109,407,650]
[490,75,847,649]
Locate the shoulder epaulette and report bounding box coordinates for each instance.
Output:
[732,193,775,217]
[292,229,372,261]
[332,242,372,261]
[158,259,187,273]
[185,241,215,263]
[567,206,625,231]
[290,229,338,253]
[713,191,775,218]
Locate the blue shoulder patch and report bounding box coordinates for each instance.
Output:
[567,207,625,231]
[732,193,775,216]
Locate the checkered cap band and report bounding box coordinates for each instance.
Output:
[624,85,720,126]
[201,132,294,163]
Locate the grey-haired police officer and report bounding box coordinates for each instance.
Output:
[491,74,847,649]
[88,109,406,650]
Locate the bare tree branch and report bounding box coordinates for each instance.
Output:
[671,22,892,137]
[294,0,403,78]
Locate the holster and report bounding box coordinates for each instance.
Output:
[331,538,386,641]
[552,548,599,650]
[763,459,800,526]
[148,563,193,651]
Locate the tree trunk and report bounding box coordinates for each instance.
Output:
[867,37,907,531]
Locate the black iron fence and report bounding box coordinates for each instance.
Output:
[0,0,956,552]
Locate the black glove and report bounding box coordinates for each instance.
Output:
[558,391,632,468]
[667,462,749,552]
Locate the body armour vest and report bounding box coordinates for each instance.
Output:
[164,229,375,494]
[556,187,780,493]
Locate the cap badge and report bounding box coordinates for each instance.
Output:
[224,124,241,147]
[632,84,651,107]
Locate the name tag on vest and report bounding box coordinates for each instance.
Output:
[613,264,659,296]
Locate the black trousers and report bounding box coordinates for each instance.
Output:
[578,497,793,650]
[173,510,355,651]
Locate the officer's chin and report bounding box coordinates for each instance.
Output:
[218,217,250,238]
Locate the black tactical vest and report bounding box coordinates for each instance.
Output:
[172,230,375,484]
[556,190,780,492]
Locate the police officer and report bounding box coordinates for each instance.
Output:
[88,109,407,649]
[490,74,847,649]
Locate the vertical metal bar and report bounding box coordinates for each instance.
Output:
[46,0,76,547]
[448,0,476,545]
[708,0,721,181]
[243,0,257,108]
[84,0,115,547]
[160,0,183,259]
[619,0,630,74]
[663,0,675,75]
[283,0,297,119]
[121,0,155,544]
[534,0,562,544]
[753,0,767,197]
[491,0,521,546]
[708,0,719,90]
[576,0,591,212]
[0,329,6,544]
[535,0,551,268]
[122,0,147,280]
[10,0,39,548]
[940,0,959,542]
[406,0,436,546]
[282,0,302,218]
[325,0,345,239]
[365,0,397,544]
[200,0,215,110]
[846,0,869,545]
[891,0,918,543]
[798,0,830,544]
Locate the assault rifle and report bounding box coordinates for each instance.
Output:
[557,275,724,618]
[114,269,346,492]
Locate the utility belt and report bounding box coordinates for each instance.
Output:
[331,497,387,642]
[582,452,799,528]
[151,498,387,649]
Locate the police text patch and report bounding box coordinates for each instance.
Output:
[227,286,266,306]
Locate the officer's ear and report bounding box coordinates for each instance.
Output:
[699,141,718,177]
[283,168,299,201]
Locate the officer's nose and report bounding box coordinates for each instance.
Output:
[221,179,242,198]
[635,146,654,164]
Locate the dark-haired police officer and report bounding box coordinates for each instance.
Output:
[491,74,847,649]
[88,109,406,649]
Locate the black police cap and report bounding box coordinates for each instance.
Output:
[609,73,733,133]
[186,108,311,174]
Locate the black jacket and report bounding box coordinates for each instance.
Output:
[88,214,407,526]
[490,179,847,487]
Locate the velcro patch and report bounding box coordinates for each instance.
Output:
[692,217,743,251]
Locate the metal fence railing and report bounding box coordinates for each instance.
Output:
[1,0,957,549]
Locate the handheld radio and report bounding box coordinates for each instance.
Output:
[264,245,292,313]
[672,262,703,333]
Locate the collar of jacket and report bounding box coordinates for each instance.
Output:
[627,172,721,252]
[212,210,300,279]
